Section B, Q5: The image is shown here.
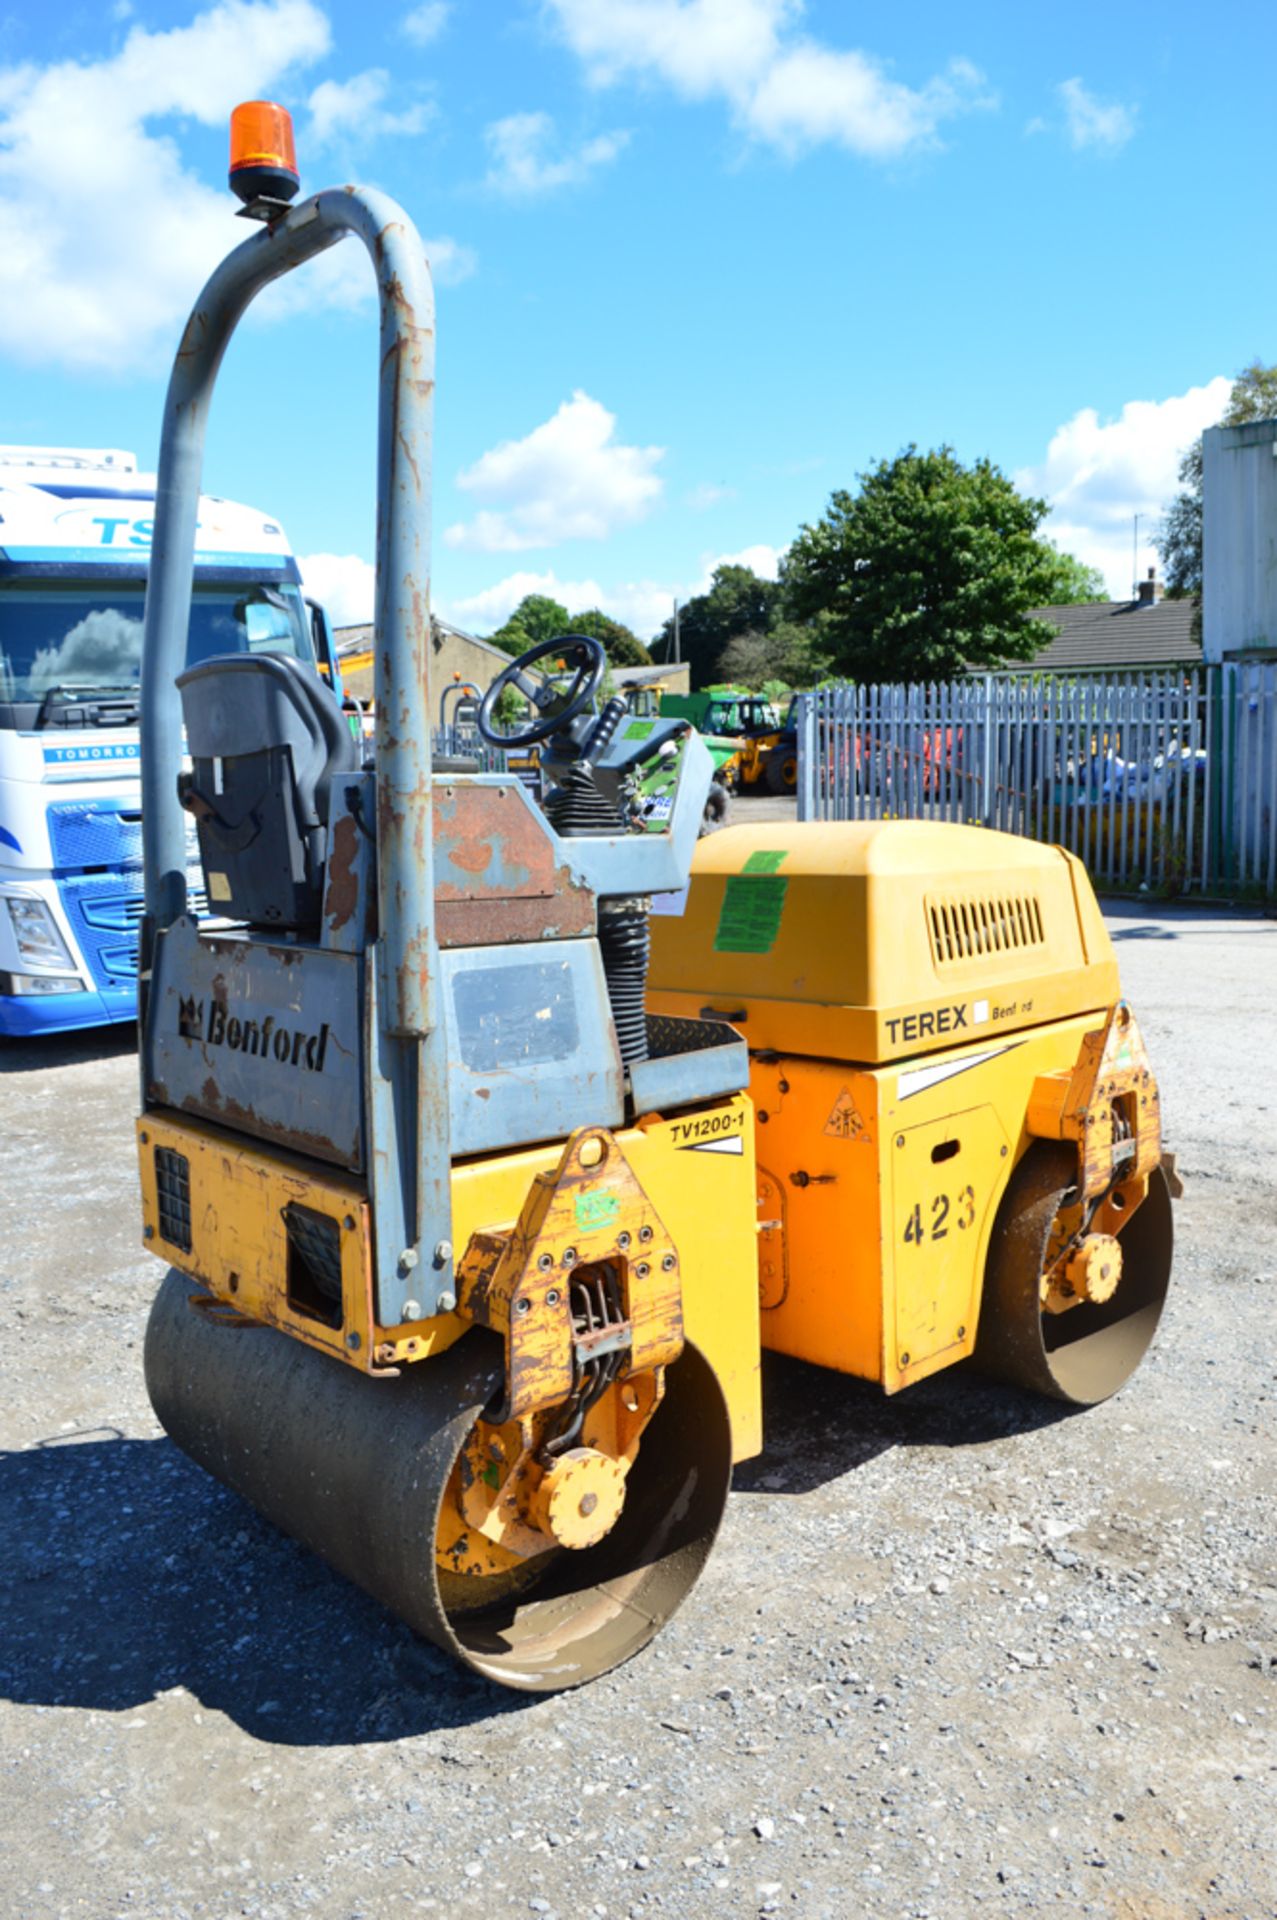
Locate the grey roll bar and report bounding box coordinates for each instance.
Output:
[139,186,448,1303]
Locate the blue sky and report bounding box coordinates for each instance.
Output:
[0,0,1270,635]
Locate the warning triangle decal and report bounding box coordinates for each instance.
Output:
[823,1089,870,1143]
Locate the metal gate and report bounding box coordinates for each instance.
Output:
[797,667,1277,898]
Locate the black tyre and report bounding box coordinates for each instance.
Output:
[976,1142,1173,1406]
[765,747,798,794]
[700,781,731,834]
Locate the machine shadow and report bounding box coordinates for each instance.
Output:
[0,1023,137,1075]
[733,1350,1069,1496]
[0,1432,527,1747]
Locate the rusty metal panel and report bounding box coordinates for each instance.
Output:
[323,772,377,955]
[145,917,364,1170]
[432,778,595,948]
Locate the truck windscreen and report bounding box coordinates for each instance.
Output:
[0,581,315,720]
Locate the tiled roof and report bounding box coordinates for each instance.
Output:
[1004,598,1201,673]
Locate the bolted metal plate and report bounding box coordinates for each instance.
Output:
[145,915,364,1170]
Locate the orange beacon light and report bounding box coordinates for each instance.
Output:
[228,101,300,206]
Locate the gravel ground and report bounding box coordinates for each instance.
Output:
[1,871,1274,1920]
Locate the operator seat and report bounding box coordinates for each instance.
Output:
[177,652,359,932]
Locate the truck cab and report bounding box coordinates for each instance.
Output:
[0,445,322,1035]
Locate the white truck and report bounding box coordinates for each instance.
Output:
[0,445,334,1036]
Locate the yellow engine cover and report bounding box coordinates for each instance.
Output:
[648,820,1117,1063]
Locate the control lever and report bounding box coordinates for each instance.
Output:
[577,694,627,769]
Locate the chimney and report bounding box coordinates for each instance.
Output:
[1137,566,1161,607]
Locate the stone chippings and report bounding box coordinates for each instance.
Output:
[0,898,1274,1919]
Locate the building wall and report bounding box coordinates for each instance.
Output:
[1203,419,1277,664]
[335,621,514,709]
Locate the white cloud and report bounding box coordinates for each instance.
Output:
[706,542,782,581]
[402,1,449,46]
[748,51,991,160]
[445,391,664,552]
[0,0,325,373]
[300,551,377,626]
[443,568,669,639]
[685,482,736,509]
[546,0,993,159]
[1016,377,1231,597]
[307,69,432,148]
[1058,77,1136,154]
[483,111,628,197]
[0,0,472,375]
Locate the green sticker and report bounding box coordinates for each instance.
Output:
[714,874,788,953]
[574,1190,621,1231]
[624,719,656,739]
[742,848,789,874]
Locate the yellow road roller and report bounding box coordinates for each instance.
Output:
[133,109,1175,1694]
[646,822,1176,1408]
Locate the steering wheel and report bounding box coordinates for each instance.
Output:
[476,634,607,748]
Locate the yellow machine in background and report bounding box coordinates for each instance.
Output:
[648,820,1175,1406]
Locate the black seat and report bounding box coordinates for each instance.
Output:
[177,652,359,931]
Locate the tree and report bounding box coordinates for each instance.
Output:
[487,592,570,656]
[1157,358,1277,597]
[1039,544,1107,605]
[564,607,652,667]
[716,618,829,690]
[1158,441,1203,597]
[781,446,1061,682]
[654,564,782,687]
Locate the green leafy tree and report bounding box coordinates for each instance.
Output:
[1038,544,1107,605]
[781,446,1061,682]
[654,564,782,687]
[488,592,570,656]
[565,607,652,667]
[716,618,829,691]
[1157,359,1277,597]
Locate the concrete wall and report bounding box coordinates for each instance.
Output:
[1202,419,1277,664]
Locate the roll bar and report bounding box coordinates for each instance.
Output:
[140,188,448,1304]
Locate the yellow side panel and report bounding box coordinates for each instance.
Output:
[137,1116,382,1367]
[885,1103,1009,1382]
[748,1054,884,1382]
[742,1010,1114,1393]
[450,1097,763,1462]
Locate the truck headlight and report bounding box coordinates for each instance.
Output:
[0,970,85,995]
[4,895,75,969]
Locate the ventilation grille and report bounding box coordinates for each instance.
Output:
[283,1204,343,1306]
[927,894,1046,966]
[154,1146,192,1252]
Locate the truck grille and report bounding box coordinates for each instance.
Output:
[59,880,209,993]
[47,799,143,871]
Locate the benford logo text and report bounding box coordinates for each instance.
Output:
[178,996,330,1071]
